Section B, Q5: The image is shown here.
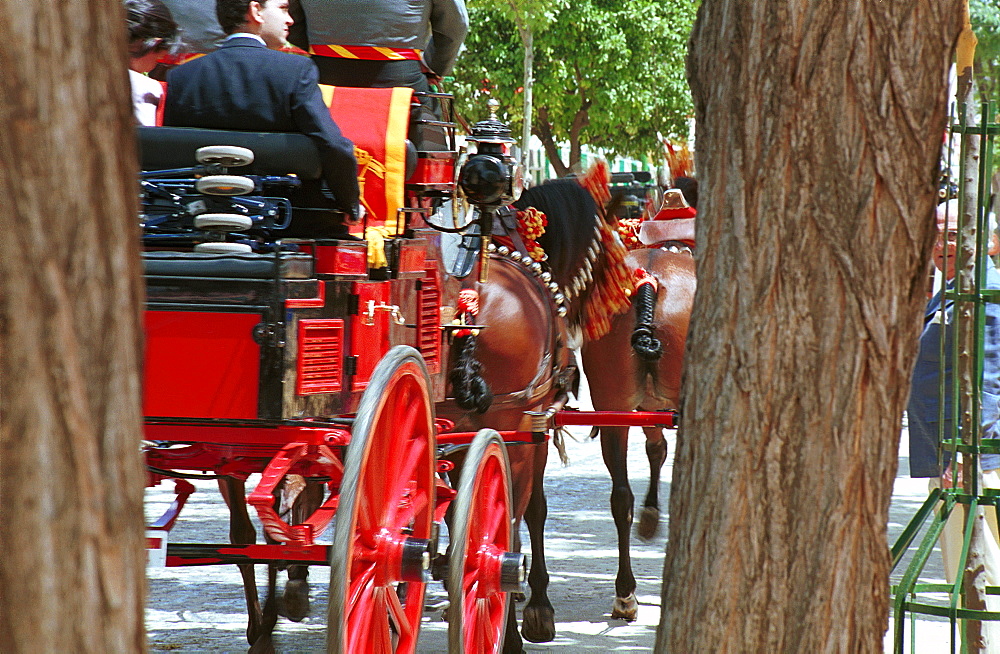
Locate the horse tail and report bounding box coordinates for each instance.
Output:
[450,333,494,413]
[630,279,663,361]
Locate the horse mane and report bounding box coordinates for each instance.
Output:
[513,176,635,341]
[514,179,598,289]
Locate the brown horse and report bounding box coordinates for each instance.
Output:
[439,252,575,651]
[581,244,695,620]
[439,176,632,649]
[212,176,635,652]
[203,240,571,654]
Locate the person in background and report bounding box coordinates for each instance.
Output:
[163,0,361,234]
[159,0,226,54]
[125,0,181,125]
[908,199,1000,595]
[287,0,468,92]
[672,175,698,210]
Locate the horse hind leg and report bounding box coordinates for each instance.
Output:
[600,425,638,621]
[248,564,279,654]
[276,476,324,622]
[636,424,668,541]
[219,477,266,645]
[282,567,310,623]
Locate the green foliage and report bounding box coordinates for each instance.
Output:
[450,0,697,165]
[971,0,1000,102]
[479,0,567,33]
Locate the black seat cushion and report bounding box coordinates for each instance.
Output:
[142,251,313,279]
[138,126,322,180]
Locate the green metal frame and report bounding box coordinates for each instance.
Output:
[890,101,998,653]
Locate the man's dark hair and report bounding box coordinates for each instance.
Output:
[673,176,699,209]
[125,0,181,56]
[216,0,255,35]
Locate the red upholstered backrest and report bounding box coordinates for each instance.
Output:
[319,85,414,234]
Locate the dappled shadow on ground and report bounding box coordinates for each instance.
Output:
[147,435,940,652]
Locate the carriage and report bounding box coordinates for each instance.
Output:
[138,86,536,651]
[139,85,684,652]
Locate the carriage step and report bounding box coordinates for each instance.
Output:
[163,543,331,566]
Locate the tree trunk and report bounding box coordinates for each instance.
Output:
[659,1,963,652]
[567,105,589,174]
[517,20,534,180]
[0,3,147,653]
[957,80,990,652]
[535,107,571,178]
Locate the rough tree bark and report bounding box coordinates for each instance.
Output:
[0,3,146,653]
[659,1,963,652]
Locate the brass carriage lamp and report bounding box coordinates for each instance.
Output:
[458,99,522,205]
[458,98,524,281]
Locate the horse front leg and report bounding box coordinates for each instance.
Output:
[519,483,555,646]
[636,424,668,541]
[519,444,555,645]
[219,477,264,646]
[600,425,638,620]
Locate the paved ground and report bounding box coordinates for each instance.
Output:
[145,410,965,653]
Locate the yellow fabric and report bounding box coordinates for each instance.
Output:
[364,226,396,270]
[319,84,334,107]
[374,47,409,60]
[381,86,410,234]
[327,45,359,59]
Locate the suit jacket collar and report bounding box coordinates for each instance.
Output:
[222,34,267,48]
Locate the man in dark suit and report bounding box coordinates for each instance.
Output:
[164,0,361,235]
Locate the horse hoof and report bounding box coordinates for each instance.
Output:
[521,605,556,643]
[247,633,275,654]
[246,623,262,646]
[636,506,660,541]
[611,593,638,621]
[282,579,310,622]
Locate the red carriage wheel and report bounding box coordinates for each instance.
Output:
[327,346,436,654]
[448,429,524,654]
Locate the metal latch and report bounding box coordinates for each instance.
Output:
[362,300,406,326]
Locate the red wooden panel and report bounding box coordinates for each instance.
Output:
[296,319,344,395]
[143,311,261,419]
[350,282,391,392]
[397,241,427,274]
[314,243,368,276]
[286,281,325,309]
[410,156,455,185]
